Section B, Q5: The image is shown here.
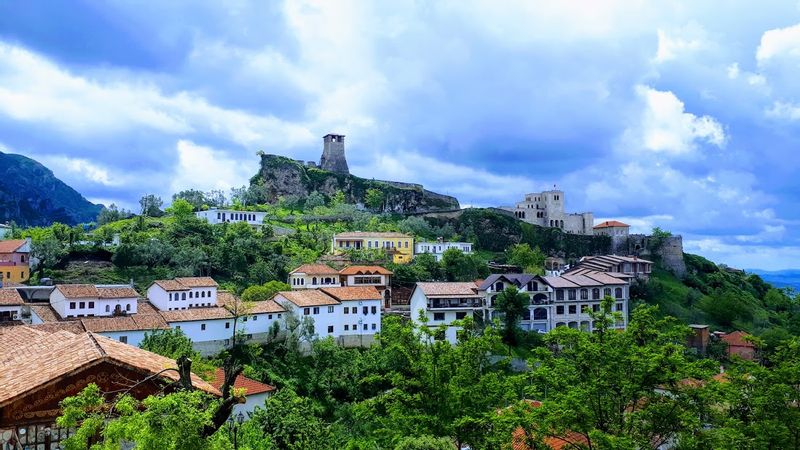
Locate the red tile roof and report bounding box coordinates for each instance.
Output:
[290,264,340,275]
[210,368,275,396]
[275,290,339,307]
[339,265,393,275]
[0,240,26,254]
[175,277,219,288]
[593,220,630,229]
[416,282,480,298]
[321,286,382,301]
[720,331,755,348]
[0,289,23,306]
[217,292,285,314]
[159,306,233,323]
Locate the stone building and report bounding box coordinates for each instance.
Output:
[319,134,349,174]
[503,190,594,235]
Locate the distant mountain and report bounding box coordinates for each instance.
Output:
[0,151,103,226]
[748,269,800,292]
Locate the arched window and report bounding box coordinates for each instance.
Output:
[105,305,110,312]
[615,288,623,299]
[182,293,186,300]
[592,288,600,299]
[533,307,547,320]
[494,282,504,292]
[604,288,612,297]
[126,304,131,311]
[201,291,206,298]
[312,277,317,285]
[556,322,566,327]
[580,289,588,300]
[522,309,531,320]
[490,295,497,307]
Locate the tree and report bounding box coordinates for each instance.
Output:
[247,388,331,450]
[166,198,195,221]
[364,188,385,212]
[494,286,529,345]
[394,435,454,450]
[305,191,326,210]
[97,203,130,225]
[330,190,346,207]
[242,281,290,302]
[505,243,545,275]
[140,328,196,360]
[441,248,488,282]
[139,194,164,217]
[172,189,208,211]
[31,237,67,276]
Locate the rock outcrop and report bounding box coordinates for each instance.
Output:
[251,155,460,213]
[0,151,103,226]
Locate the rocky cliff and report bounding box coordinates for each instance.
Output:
[0,151,103,226]
[252,154,460,213]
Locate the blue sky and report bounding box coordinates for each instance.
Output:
[1,1,799,270]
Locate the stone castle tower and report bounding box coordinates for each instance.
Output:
[320,134,349,175]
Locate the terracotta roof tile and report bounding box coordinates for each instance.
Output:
[210,368,275,396]
[275,290,339,307]
[339,265,393,275]
[175,277,219,288]
[81,315,169,333]
[137,301,161,314]
[96,286,139,299]
[0,326,48,353]
[30,321,86,334]
[29,304,62,322]
[290,264,340,275]
[0,239,26,254]
[159,306,233,323]
[55,284,99,298]
[416,282,480,298]
[335,231,410,239]
[720,331,755,348]
[153,279,189,291]
[0,288,23,306]
[321,286,382,301]
[593,220,630,229]
[218,292,285,314]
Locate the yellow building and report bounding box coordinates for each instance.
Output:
[332,232,414,264]
[0,239,31,285]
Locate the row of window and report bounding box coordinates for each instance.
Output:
[167,303,213,310]
[68,301,132,312]
[418,245,472,253]
[433,311,476,321]
[555,303,624,315]
[169,290,213,301]
[353,276,382,285]
[1,270,26,280]
[303,305,379,315]
[217,212,257,221]
[330,323,378,333]
[555,287,624,301]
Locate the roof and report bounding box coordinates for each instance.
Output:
[159,306,234,323]
[96,286,140,299]
[54,284,139,299]
[593,220,630,229]
[30,321,86,334]
[321,286,382,301]
[565,255,653,274]
[276,290,339,307]
[152,279,189,291]
[137,301,161,314]
[415,282,480,298]
[0,288,24,306]
[210,368,275,396]
[0,239,26,254]
[217,292,286,314]
[339,265,393,276]
[0,328,219,405]
[29,304,61,322]
[290,264,340,275]
[175,277,219,288]
[80,314,169,333]
[334,231,411,239]
[479,274,539,291]
[720,331,756,348]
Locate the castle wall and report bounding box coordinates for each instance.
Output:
[320,134,350,174]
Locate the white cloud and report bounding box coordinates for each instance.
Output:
[756,22,800,63]
[727,63,740,79]
[766,101,800,120]
[655,24,708,63]
[684,238,800,271]
[170,140,258,196]
[36,156,121,187]
[627,86,726,155]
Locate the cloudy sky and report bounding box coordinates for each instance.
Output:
[1,1,799,270]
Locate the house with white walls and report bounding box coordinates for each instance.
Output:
[414,241,473,261]
[80,308,170,347]
[273,290,342,339]
[217,292,286,344]
[338,265,393,309]
[320,286,382,344]
[49,284,139,318]
[0,288,24,323]
[288,264,342,289]
[409,282,484,344]
[480,274,553,333]
[195,209,268,228]
[210,368,276,418]
[147,277,218,311]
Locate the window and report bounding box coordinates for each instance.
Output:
[126,304,131,311]
[201,324,206,331]
[581,305,589,313]
[182,293,187,300]
[327,325,334,333]
[268,314,272,319]
[592,288,600,300]
[616,303,623,312]
[363,324,368,330]
[353,323,357,330]
[556,305,564,315]
[604,288,612,297]
[70,302,76,309]
[568,290,576,301]
[328,306,334,313]
[176,325,181,330]
[371,323,377,330]
[119,336,128,344]
[556,290,564,301]
[345,325,349,331]
[615,288,623,299]
[344,307,349,314]
[225,322,230,329]
[278,314,282,318]
[352,308,358,315]
[189,291,193,299]
[580,289,588,300]
[243,316,248,322]
[593,304,600,312]
[105,305,110,312]
[433,312,445,321]
[79,302,85,309]
[304,308,310,315]
[362,306,368,315]
[568,305,577,314]
[533,308,547,320]
[370,306,377,314]
[456,311,467,320]
[87,301,94,308]
[201,291,206,298]
[313,307,320,314]
[253,315,258,321]
[169,293,173,301]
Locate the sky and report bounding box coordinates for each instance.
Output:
[0,1,799,270]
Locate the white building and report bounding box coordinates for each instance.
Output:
[414,241,473,261]
[565,255,653,280]
[409,282,484,343]
[339,265,393,309]
[195,209,268,228]
[480,274,553,333]
[80,311,170,347]
[0,288,24,322]
[503,190,594,235]
[50,284,139,318]
[321,286,382,337]
[593,220,630,237]
[147,277,219,311]
[288,264,342,289]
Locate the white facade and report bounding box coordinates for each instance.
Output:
[503,190,594,235]
[336,299,382,336]
[195,209,268,227]
[50,286,138,319]
[414,241,473,261]
[0,305,21,322]
[147,284,217,311]
[95,330,150,348]
[0,224,10,239]
[274,289,383,340]
[235,392,270,418]
[169,318,233,343]
[409,283,484,344]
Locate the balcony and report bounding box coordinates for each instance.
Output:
[428,298,483,309]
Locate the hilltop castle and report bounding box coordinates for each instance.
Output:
[503,190,594,235]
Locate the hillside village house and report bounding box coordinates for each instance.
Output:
[195,209,268,227]
[593,220,631,237]
[0,238,31,285]
[410,282,484,343]
[0,326,218,447]
[147,277,219,311]
[339,265,393,308]
[414,241,473,261]
[566,255,653,280]
[50,284,139,318]
[332,231,414,264]
[289,264,342,289]
[0,288,24,322]
[79,306,170,347]
[210,368,275,418]
[718,331,757,361]
[412,271,631,344]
